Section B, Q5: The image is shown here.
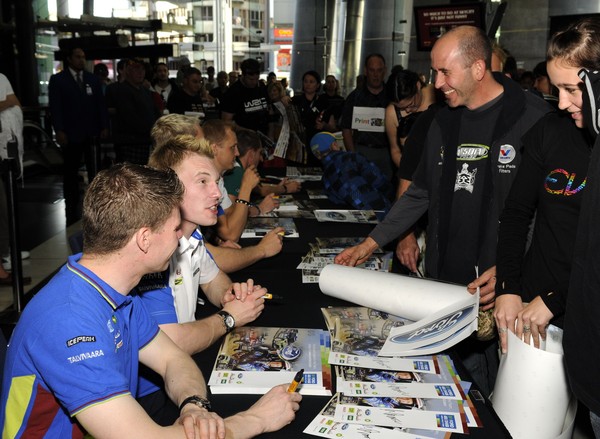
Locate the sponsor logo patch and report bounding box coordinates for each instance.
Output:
[66,335,96,347]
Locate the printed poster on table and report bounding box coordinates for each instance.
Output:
[208,327,332,395]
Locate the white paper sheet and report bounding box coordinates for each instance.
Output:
[491,326,571,439]
[319,265,473,321]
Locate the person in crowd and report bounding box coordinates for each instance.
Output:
[355,74,366,90]
[562,17,600,439]
[340,54,392,180]
[335,25,551,397]
[0,72,30,285]
[175,57,192,88]
[280,77,294,97]
[203,120,278,242]
[152,62,178,107]
[93,62,111,94]
[384,69,436,170]
[221,59,270,136]
[392,101,443,274]
[319,74,345,128]
[267,72,277,84]
[228,70,239,86]
[167,66,206,116]
[105,58,161,165]
[49,46,109,224]
[143,62,166,115]
[292,70,336,165]
[384,69,440,274]
[267,81,287,142]
[114,58,127,83]
[205,66,216,91]
[209,71,229,113]
[136,134,270,423]
[503,55,519,82]
[532,61,559,109]
[265,80,306,167]
[519,70,535,90]
[491,42,508,74]
[223,128,301,205]
[150,114,284,273]
[494,18,594,355]
[0,162,301,438]
[310,131,392,212]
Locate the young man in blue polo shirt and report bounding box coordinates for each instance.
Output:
[0,163,301,438]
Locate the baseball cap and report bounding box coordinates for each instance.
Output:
[310,132,337,155]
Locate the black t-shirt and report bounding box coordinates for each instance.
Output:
[440,95,502,284]
[220,80,269,134]
[167,88,206,115]
[292,94,327,143]
[209,87,228,110]
[318,93,345,123]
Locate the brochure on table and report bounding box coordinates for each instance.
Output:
[208,327,332,396]
[300,239,392,284]
[314,209,381,224]
[240,217,299,238]
[303,394,450,439]
[286,166,323,181]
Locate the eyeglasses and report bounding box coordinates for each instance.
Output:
[395,94,420,113]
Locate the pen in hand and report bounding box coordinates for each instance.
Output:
[287,369,304,393]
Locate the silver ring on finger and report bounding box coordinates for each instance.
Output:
[523,325,531,332]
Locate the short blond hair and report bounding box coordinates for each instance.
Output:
[149,134,214,171]
[151,114,202,149]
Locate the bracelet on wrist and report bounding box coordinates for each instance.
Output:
[251,204,262,216]
[282,184,288,194]
[179,395,212,413]
[235,198,250,206]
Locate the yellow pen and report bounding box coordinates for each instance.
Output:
[261,293,283,300]
[287,369,304,393]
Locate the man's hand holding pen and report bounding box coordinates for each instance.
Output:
[221,280,266,328]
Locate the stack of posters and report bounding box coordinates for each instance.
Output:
[303,306,482,437]
[258,195,318,219]
[286,166,323,181]
[297,237,393,283]
[314,209,382,224]
[208,326,332,396]
[307,188,328,200]
[241,217,299,238]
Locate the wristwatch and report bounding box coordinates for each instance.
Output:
[217,310,235,333]
[179,395,212,412]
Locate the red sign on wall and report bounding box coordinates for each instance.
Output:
[274,28,293,43]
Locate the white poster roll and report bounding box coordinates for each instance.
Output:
[318,265,471,321]
[491,327,571,439]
